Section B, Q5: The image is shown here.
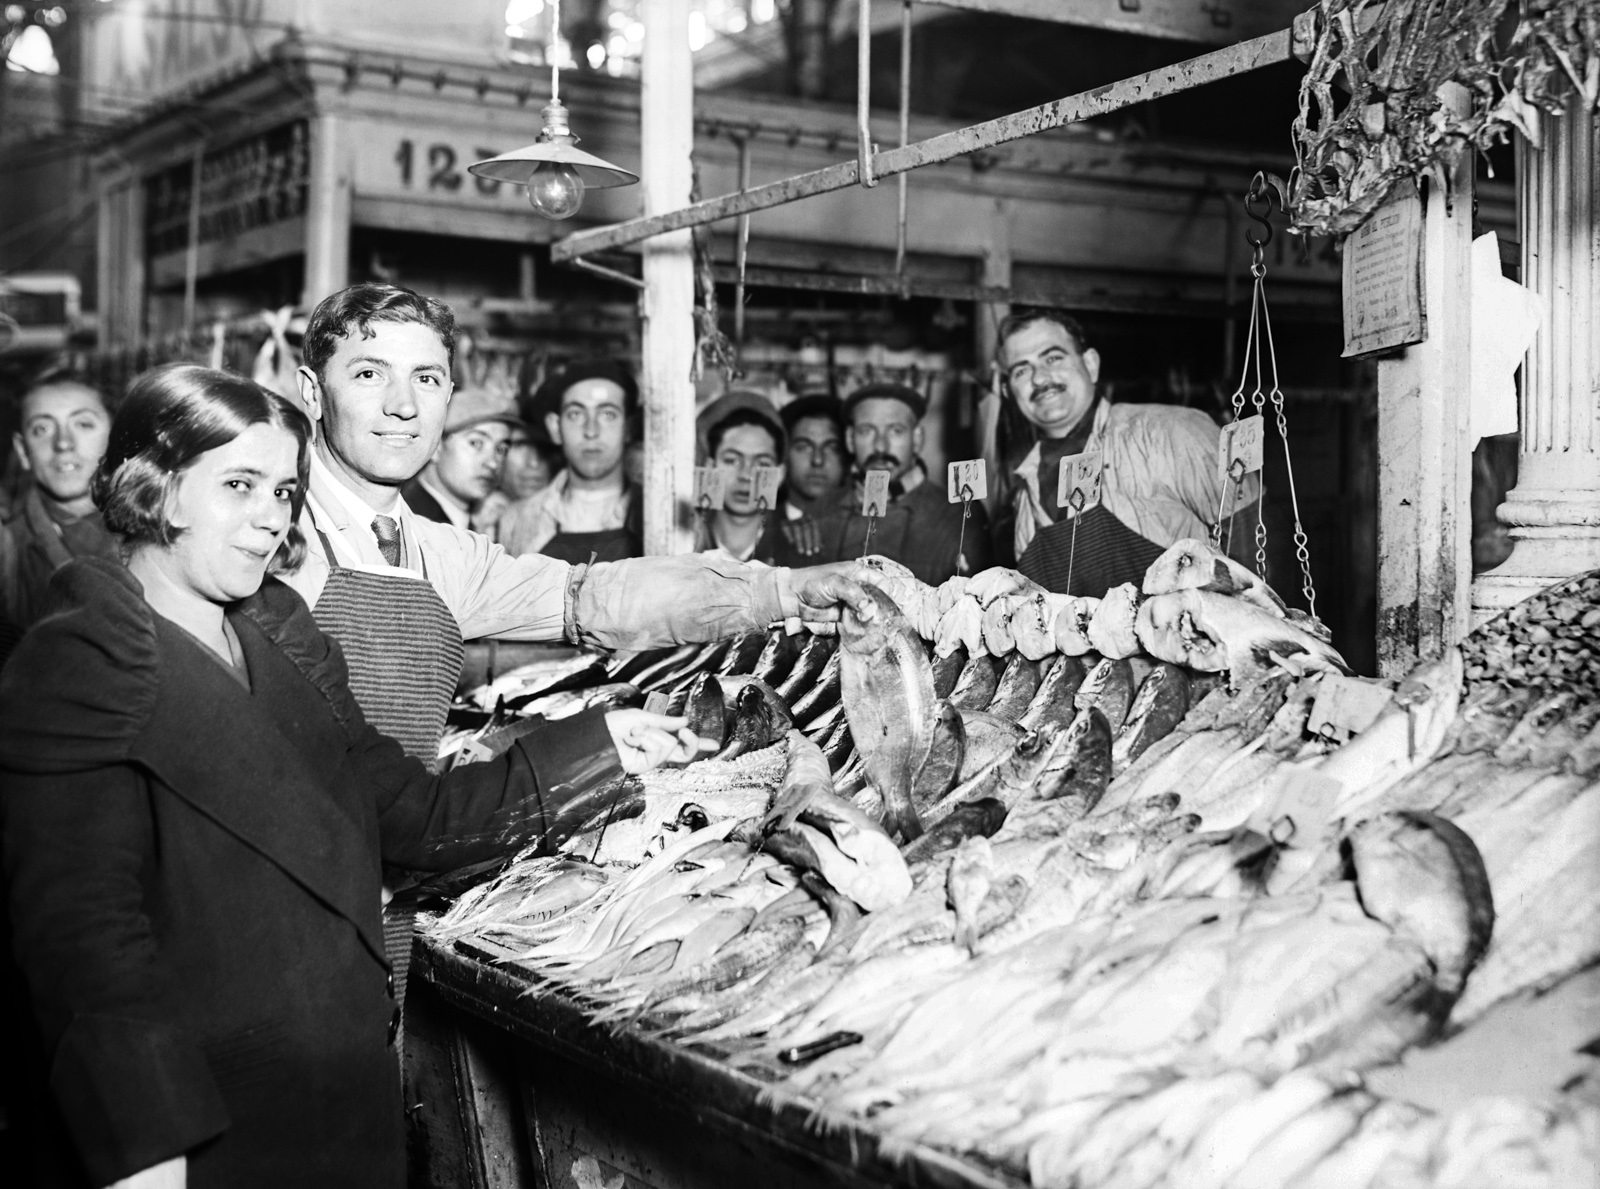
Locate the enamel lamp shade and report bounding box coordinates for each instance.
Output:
[469,99,638,221]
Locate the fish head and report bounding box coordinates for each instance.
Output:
[1143,538,1220,595]
[1346,811,1494,996]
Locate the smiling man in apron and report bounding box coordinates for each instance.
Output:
[998,308,1260,597]
[279,284,870,1025]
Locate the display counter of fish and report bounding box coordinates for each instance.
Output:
[424,552,1600,1189]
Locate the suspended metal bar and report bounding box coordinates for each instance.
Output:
[857,0,876,187]
[552,28,1294,263]
[895,0,912,279]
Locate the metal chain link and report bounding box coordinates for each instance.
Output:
[1216,173,1320,622]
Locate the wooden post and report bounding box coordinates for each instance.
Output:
[975,202,1012,517]
[1375,86,1474,677]
[1473,94,1600,621]
[303,112,352,310]
[641,0,697,557]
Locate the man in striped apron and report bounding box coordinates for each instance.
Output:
[278,284,871,1033]
[998,308,1260,598]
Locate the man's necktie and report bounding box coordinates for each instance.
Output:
[371,515,402,567]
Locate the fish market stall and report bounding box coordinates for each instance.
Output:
[409,551,1600,1189]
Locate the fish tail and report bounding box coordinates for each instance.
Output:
[881,788,926,843]
[955,918,979,957]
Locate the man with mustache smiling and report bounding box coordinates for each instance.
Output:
[817,381,993,585]
[998,308,1258,598]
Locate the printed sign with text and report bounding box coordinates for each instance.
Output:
[947,459,988,503]
[1056,450,1103,517]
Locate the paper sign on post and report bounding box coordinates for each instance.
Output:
[643,691,672,716]
[693,466,727,511]
[862,470,891,517]
[1056,450,1103,518]
[1254,767,1345,842]
[1219,414,1266,480]
[751,465,784,510]
[947,459,988,503]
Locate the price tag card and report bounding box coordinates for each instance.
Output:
[1253,767,1344,842]
[1219,414,1266,480]
[1308,674,1395,742]
[862,470,891,517]
[693,466,727,511]
[751,465,784,510]
[643,691,673,716]
[947,459,988,503]
[454,739,495,767]
[1056,450,1103,518]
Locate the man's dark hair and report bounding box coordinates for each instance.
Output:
[781,393,844,439]
[707,408,783,458]
[995,307,1092,359]
[301,283,457,381]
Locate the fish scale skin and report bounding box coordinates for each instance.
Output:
[1228,1091,1374,1189]
[840,586,938,841]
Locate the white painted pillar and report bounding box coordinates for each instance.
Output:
[1375,86,1475,677]
[303,112,352,310]
[1473,94,1600,620]
[640,0,698,557]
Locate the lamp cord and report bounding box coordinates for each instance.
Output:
[550,0,562,104]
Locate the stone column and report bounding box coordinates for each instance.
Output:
[1473,95,1600,622]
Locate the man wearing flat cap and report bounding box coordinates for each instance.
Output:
[402,388,524,528]
[816,382,993,585]
[695,390,788,565]
[501,358,643,563]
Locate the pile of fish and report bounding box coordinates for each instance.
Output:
[428,548,1600,1189]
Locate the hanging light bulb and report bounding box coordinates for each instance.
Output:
[469,0,636,220]
[526,159,585,220]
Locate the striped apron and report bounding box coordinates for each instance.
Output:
[1017,504,1167,598]
[310,522,464,1038]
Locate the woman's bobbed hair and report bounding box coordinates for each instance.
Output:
[93,363,313,573]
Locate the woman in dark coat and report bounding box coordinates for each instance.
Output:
[0,366,702,1189]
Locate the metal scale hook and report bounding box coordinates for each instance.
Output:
[1213,170,1322,628]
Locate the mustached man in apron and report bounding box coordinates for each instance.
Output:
[278,285,874,1050]
[499,359,644,564]
[995,309,1261,598]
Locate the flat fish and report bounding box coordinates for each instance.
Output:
[1111,663,1191,775]
[1076,657,1136,731]
[1137,588,1348,680]
[1021,655,1087,735]
[949,652,1006,713]
[912,700,965,810]
[903,798,1009,866]
[751,629,803,687]
[776,633,838,704]
[840,584,940,842]
[930,643,969,700]
[1347,810,1494,997]
[790,647,843,725]
[1037,706,1114,809]
[988,655,1046,722]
